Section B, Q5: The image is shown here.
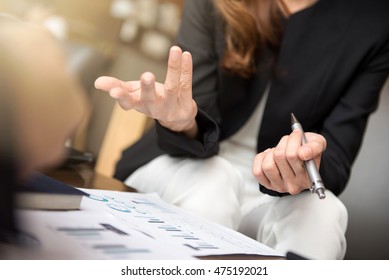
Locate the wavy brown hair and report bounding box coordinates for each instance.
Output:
[213,0,287,78]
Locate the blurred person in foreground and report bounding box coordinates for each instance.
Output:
[0,14,89,258]
[95,0,389,259]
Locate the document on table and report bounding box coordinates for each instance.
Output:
[16,188,284,260]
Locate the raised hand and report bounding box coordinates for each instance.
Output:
[94,46,198,137]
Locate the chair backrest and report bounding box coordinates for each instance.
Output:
[94,103,149,178]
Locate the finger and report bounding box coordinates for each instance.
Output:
[305,132,327,150]
[140,72,157,104]
[178,51,193,109]
[95,76,127,92]
[253,149,271,187]
[274,135,295,176]
[298,132,326,164]
[109,87,136,110]
[262,149,284,191]
[164,46,182,100]
[285,130,306,176]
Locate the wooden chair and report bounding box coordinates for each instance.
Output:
[94,103,150,178]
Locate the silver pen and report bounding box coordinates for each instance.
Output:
[290,113,326,199]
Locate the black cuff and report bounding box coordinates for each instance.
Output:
[259,184,290,197]
[155,108,219,158]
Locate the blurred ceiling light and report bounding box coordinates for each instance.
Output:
[110,0,136,19]
[140,30,171,61]
[137,0,158,29]
[119,19,139,43]
[43,15,68,40]
[158,2,180,36]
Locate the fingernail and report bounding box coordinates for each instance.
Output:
[170,46,181,61]
[182,51,192,63]
[141,72,154,86]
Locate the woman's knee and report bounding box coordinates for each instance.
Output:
[196,157,245,197]
[257,191,348,259]
[127,155,245,228]
[167,156,245,229]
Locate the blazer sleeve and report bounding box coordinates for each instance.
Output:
[155,0,222,157]
[320,37,389,196]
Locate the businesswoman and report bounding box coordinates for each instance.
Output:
[95,0,389,259]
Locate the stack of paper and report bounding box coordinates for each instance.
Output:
[15,188,284,260]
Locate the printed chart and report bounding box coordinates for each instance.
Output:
[16,189,284,259]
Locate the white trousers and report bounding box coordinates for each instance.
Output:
[125,155,348,260]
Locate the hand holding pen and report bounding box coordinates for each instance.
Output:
[253,114,327,197]
[291,113,326,199]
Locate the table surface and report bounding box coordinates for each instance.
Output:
[44,162,136,192]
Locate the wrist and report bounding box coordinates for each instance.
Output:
[159,119,198,138]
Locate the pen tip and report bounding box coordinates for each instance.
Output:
[291,113,298,125]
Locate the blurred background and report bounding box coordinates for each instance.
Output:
[0,0,183,161]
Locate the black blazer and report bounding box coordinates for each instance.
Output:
[115,0,389,196]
